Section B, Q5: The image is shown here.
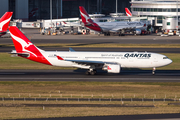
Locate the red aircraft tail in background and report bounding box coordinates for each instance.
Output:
[125,8,132,17]
[0,12,13,36]
[79,6,101,32]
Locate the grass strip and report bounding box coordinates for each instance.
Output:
[0,81,180,99]
[0,82,180,119]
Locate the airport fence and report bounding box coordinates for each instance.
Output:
[0,93,180,102]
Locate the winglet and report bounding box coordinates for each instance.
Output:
[69,47,75,52]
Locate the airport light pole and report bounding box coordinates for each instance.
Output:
[50,0,52,28]
[116,0,117,17]
[176,0,178,31]
[50,0,52,34]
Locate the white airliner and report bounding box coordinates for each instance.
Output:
[0,12,13,37]
[79,6,146,36]
[9,26,172,75]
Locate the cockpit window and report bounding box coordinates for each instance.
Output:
[163,57,168,59]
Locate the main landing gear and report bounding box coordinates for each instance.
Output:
[152,67,156,75]
[104,32,110,36]
[86,69,97,75]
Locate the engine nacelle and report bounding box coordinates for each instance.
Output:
[103,64,121,73]
[135,29,141,35]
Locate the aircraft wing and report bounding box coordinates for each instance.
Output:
[56,55,116,65]
[109,25,136,32]
[65,59,105,64]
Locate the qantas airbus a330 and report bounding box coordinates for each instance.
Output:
[0,12,13,37]
[9,26,172,75]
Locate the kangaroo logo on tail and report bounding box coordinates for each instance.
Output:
[0,12,13,32]
[10,32,37,57]
[79,6,101,32]
[9,26,52,65]
[80,11,90,23]
[79,6,93,24]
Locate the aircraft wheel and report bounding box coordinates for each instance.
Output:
[85,70,90,75]
[152,67,156,75]
[90,71,95,75]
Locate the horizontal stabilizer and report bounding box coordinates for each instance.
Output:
[10,50,29,57]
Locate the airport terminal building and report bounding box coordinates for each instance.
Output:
[0,0,130,21]
[131,0,180,28]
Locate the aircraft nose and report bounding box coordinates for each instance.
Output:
[168,59,172,65]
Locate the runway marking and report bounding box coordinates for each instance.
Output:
[0,78,180,81]
[0,73,25,75]
[142,118,180,120]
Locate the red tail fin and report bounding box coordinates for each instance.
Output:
[79,6,101,32]
[79,6,92,24]
[9,26,37,53]
[9,26,51,65]
[0,12,13,32]
[125,8,132,17]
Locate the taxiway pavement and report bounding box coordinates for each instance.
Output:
[16,113,180,120]
[1,47,180,53]
[1,28,180,44]
[0,70,180,82]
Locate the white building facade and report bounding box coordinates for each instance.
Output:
[131,0,180,29]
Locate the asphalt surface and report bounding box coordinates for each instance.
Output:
[2,37,180,44]
[1,28,180,44]
[16,113,180,120]
[1,46,180,53]
[0,70,180,82]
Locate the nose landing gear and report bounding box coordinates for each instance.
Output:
[152,67,156,75]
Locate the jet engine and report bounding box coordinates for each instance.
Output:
[134,29,141,35]
[103,64,121,73]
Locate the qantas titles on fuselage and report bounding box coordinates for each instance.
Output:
[101,53,151,58]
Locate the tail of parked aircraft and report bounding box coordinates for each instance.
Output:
[79,6,101,32]
[0,12,13,32]
[79,6,93,24]
[125,8,132,17]
[61,21,67,26]
[9,26,51,65]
